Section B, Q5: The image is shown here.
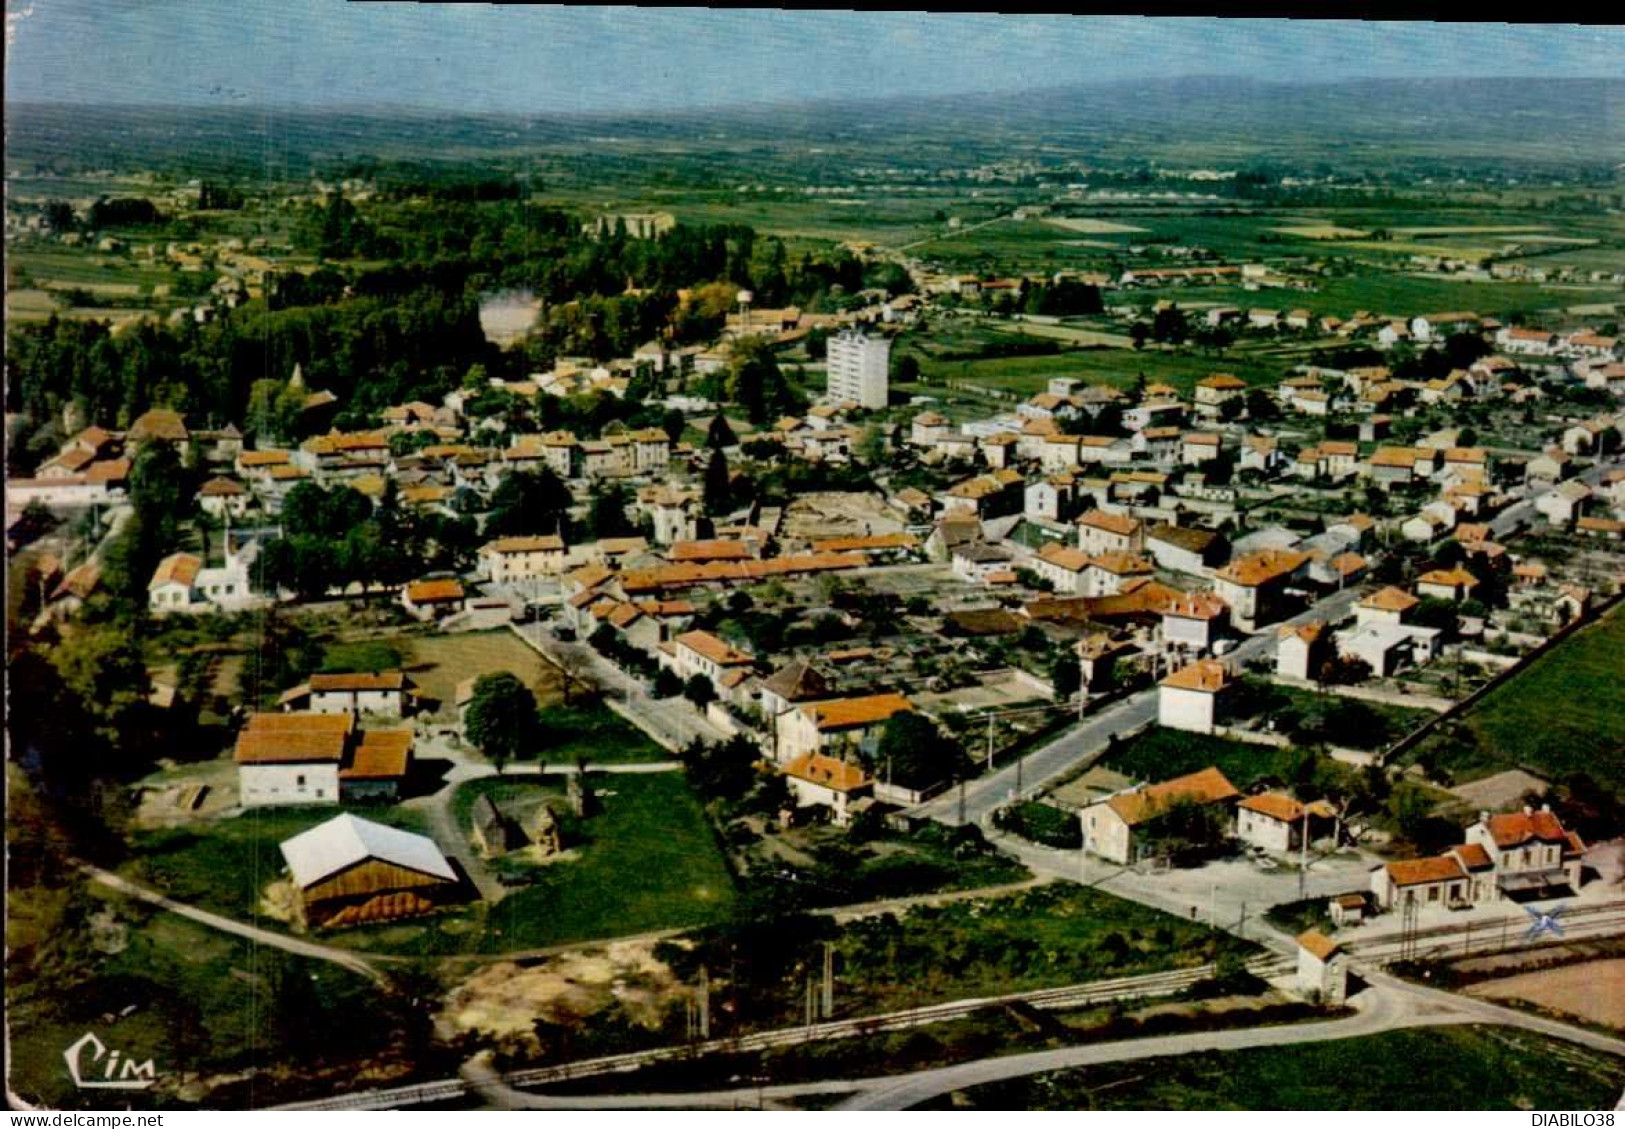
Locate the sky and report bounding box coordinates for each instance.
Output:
[5,4,1621,115]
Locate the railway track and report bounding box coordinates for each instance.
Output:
[278,957,1291,1110]
[279,904,1625,1110]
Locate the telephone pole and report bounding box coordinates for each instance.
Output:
[1298,805,1309,901]
[698,964,710,1039]
[821,943,834,1020]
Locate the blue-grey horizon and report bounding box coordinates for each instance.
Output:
[5,4,1621,116]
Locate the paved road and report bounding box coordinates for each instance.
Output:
[837,968,1625,1110]
[916,584,1366,827]
[509,622,728,751]
[895,213,1011,254]
[1490,454,1621,538]
[78,862,396,983]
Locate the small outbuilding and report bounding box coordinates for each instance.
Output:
[1296,929,1348,1003]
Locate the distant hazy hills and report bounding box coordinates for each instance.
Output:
[8,77,1620,178]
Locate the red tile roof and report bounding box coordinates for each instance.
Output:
[1106,767,1239,827]
[1484,809,1570,848]
[1385,855,1465,886]
[1160,660,1232,693]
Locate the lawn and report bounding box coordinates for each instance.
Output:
[1098,727,1306,790]
[749,821,1033,910]
[950,1026,1625,1110]
[387,771,736,954]
[533,701,673,765]
[1404,604,1625,791]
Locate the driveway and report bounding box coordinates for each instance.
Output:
[987,831,1374,954]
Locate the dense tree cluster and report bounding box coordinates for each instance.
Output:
[255,481,476,599]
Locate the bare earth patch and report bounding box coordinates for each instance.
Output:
[1043,217,1148,235]
[442,939,687,1048]
[1466,959,1625,1030]
[781,491,904,543]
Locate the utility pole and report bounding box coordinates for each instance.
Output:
[699,964,710,1039]
[1078,811,1088,883]
[986,711,995,772]
[1298,805,1309,901]
[821,942,834,1020]
[958,775,966,825]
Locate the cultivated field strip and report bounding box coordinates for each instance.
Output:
[276,957,1292,1110]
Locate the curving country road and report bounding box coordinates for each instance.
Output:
[77,861,398,983]
[836,970,1625,1110]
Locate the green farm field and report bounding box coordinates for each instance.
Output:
[900,341,1279,398]
[1406,603,1625,791]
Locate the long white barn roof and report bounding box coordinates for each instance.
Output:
[279,813,455,888]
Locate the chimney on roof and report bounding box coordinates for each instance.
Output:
[1523,804,1534,816]
[1479,810,1490,825]
[1540,803,1552,814]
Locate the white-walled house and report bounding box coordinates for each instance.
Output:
[1160,591,1228,653]
[1416,566,1479,602]
[1146,524,1226,576]
[1370,806,1584,912]
[1079,766,1239,865]
[234,712,353,807]
[1212,550,1309,631]
[1356,586,1418,626]
[279,671,415,717]
[775,692,913,766]
[663,630,756,702]
[198,476,250,518]
[478,535,568,585]
[148,547,259,615]
[1157,659,1234,733]
[781,753,872,826]
[1236,792,1335,853]
[1535,480,1591,527]
[1076,508,1142,555]
[1275,620,1329,680]
[1033,543,1093,595]
[1463,806,1585,898]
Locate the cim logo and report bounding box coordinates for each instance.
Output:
[63,1032,157,1091]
